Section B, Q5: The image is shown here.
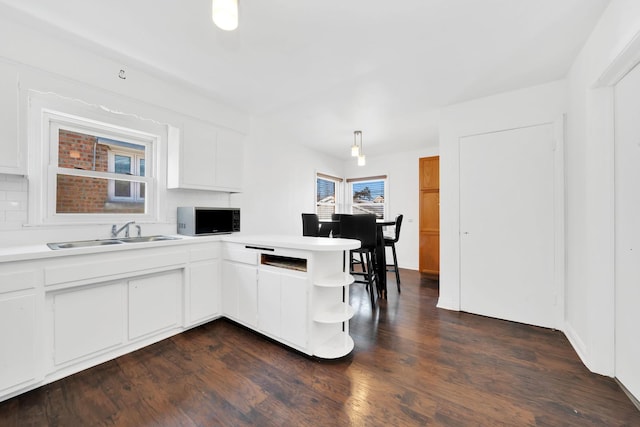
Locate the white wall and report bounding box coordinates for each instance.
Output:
[0,10,249,247]
[439,80,567,311]
[343,148,438,271]
[564,0,640,376]
[231,121,439,273]
[231,119,344,236]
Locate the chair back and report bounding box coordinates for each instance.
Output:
[340,214,377,250]
[392,214,403,243]
[301,213,320,237]
[319,221,340,237]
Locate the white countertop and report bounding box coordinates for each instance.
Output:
[222,234,360,251]
[0,233,360,263]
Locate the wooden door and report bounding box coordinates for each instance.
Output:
[419,156,439,275]
[459,124,556,328]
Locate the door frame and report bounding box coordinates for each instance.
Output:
[596,29,640,394]
[454,120,565,329]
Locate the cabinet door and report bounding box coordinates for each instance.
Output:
[258,268,308,348]
[188,259,220,324]
[53,283,125,365]
[0,61,21,174]
[129,271,182,340]
[237,264,258,328]
[221,261,257,326]
[177,119,218,189]
[0,294,37,392]
[216,129,244,191]
[280,273,307,348]
[258,269,281,337]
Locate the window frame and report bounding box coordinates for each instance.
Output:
[347,175,388,220]
[107,147,146,203]
[35,108,158,224]
[315,172,343,220]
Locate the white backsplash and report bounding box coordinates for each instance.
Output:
[0,173,28,230]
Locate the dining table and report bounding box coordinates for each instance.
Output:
[319,218,395,299]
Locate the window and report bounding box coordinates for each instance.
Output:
[316,173,343,220]
[348,175,387,219]
[34,108,158,223]
[106,140,146,204]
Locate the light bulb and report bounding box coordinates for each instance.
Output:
[358,153,366,166]
[212,0,238,31]
[351,143,360,157]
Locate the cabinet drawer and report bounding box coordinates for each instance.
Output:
[223,244,258,265]
[0,270,38,294]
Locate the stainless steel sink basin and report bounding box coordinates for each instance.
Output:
[119,235,181,243]
[47,235,181,250]
[47,239,124,250]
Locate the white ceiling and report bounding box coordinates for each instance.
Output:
[0,0,610,159]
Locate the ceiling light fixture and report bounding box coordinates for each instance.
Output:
[212,0,239,31]
[352,130,366,166]
[351,131,360,157]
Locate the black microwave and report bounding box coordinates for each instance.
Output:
[177,207,240,235]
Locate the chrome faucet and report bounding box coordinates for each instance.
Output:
[111,221,136,238]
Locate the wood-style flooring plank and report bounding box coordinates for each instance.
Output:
[0,269,638,426]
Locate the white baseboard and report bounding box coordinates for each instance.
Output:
[436,297,459,311]
[563,320,595,373]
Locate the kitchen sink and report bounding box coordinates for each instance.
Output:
[119,235,181,243]
[47,235,181,250]
[47,239,124,250]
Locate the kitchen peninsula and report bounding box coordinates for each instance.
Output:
[0,234,360,403]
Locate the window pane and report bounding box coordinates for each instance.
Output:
[352,180,385,219]
[58,129,108,171]
[317,177,337,220]
[56,175,144,214]
[115,155,132,174]
[114,180,131,197]
[139,158,145,177]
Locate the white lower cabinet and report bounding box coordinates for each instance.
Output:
[221,242,354,358]
[0,266,41,396]
[0,293,38,392]
[0,237,356,403]
[221,243,258,327]
[128,271,182,340]
[52,282,125,366]
[258,268,308,349]
[188,259,220,325]
[222,261,258,327]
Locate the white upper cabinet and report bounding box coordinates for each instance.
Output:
[215,129,244,191]
[0,60,22,175]
[167,117,244,192]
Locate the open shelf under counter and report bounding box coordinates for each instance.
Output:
[314,302,355,324]
[260,253,307,272]
[314,332,355,359]
[314,272,355,288]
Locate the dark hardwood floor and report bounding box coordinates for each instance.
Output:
[1,270,638,426]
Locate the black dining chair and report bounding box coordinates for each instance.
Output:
[340,214,378,306]
[319,213,343,237]
[384,214,403,292]
[301,213,320,237]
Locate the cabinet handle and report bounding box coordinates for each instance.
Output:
[245,245,275,252]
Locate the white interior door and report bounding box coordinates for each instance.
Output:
[459,124,557,328]
[614,62,640,400]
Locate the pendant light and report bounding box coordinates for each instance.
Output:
[212,0,239,31]
[355,130,366,166]
[351,131,360,157]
